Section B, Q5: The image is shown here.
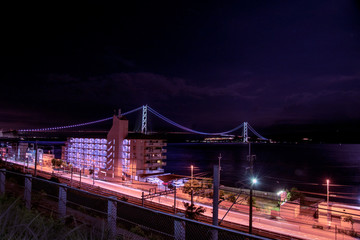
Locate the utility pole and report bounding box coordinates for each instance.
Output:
[174,187,177,214]
[34,141,38,176]
[247,143,255,176]
[93,162,95,185]
[218,153,222,184]
[70,166,73,187]
[249,184,253,234]
[247,142,256,234]
[326,179,330,204]
[191,165,194,206]
[326,179,331,228]
[213,164,219,226]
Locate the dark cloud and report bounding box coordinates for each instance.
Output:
[1,1,360,140]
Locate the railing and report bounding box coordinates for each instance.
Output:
[144,162,167,168]
[145,155,167,160]
[0,168,268,240]
[145,141,167,147]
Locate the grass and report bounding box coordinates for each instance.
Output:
[0,195,111,240]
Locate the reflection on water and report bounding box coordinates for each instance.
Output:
[165,143,360,203]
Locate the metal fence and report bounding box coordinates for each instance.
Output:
[0,169,269,240]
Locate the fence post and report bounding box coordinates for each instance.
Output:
[58,184,67,221]
[142,192,144,207]
[174,187,177,214]
[174,213,185,240]
[24,174,32,209]
[0,169,6,195]
[212,165,219,240]
[108,196,117,238]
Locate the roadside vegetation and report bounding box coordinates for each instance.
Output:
[0,195,110,240]
[183,202,206,220]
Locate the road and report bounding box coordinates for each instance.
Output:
[4,160,356,240]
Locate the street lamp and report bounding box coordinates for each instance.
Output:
[249,177,257,234]
[326,179,330,204]
[326,179,331,228]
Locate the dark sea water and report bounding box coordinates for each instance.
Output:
[164,143,360,203]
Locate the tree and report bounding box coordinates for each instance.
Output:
[183,179,201,194]
[287,187,305,205]
[219,190,225,200]
[51,158,63,168]
[183,202,206,220]
[227,193,237,203]
[51,158,56,167]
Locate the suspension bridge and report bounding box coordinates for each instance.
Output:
[16,105,268,142]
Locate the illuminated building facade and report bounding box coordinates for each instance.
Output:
[64,138,107,177]
[62,114,167,180]
[128,138,167,179]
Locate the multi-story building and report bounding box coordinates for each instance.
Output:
[62,114,167,181]
[128,137,167,177]
[63,138,107,177]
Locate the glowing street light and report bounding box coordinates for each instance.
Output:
[326,179,331,227]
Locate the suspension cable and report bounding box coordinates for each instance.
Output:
[18,106,143,132]
[148,106,244,135]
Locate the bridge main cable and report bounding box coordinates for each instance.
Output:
[148,106,244,135]
[18,106,143,132]
[247,123,268,140]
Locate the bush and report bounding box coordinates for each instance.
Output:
[287,187,305,205]
[49,176,60,183]
[0,195,110,239]
[51,158,62,167]
[183,179,201,194]
[130,225,146,237]
[183,202,206,220]
[120,196,128,202]
[219,190,225,200]
[227,193,237,203]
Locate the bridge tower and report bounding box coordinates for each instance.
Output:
[243,122,248,143]
[141,105,148,134]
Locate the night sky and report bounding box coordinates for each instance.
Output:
[1,1,360,141]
